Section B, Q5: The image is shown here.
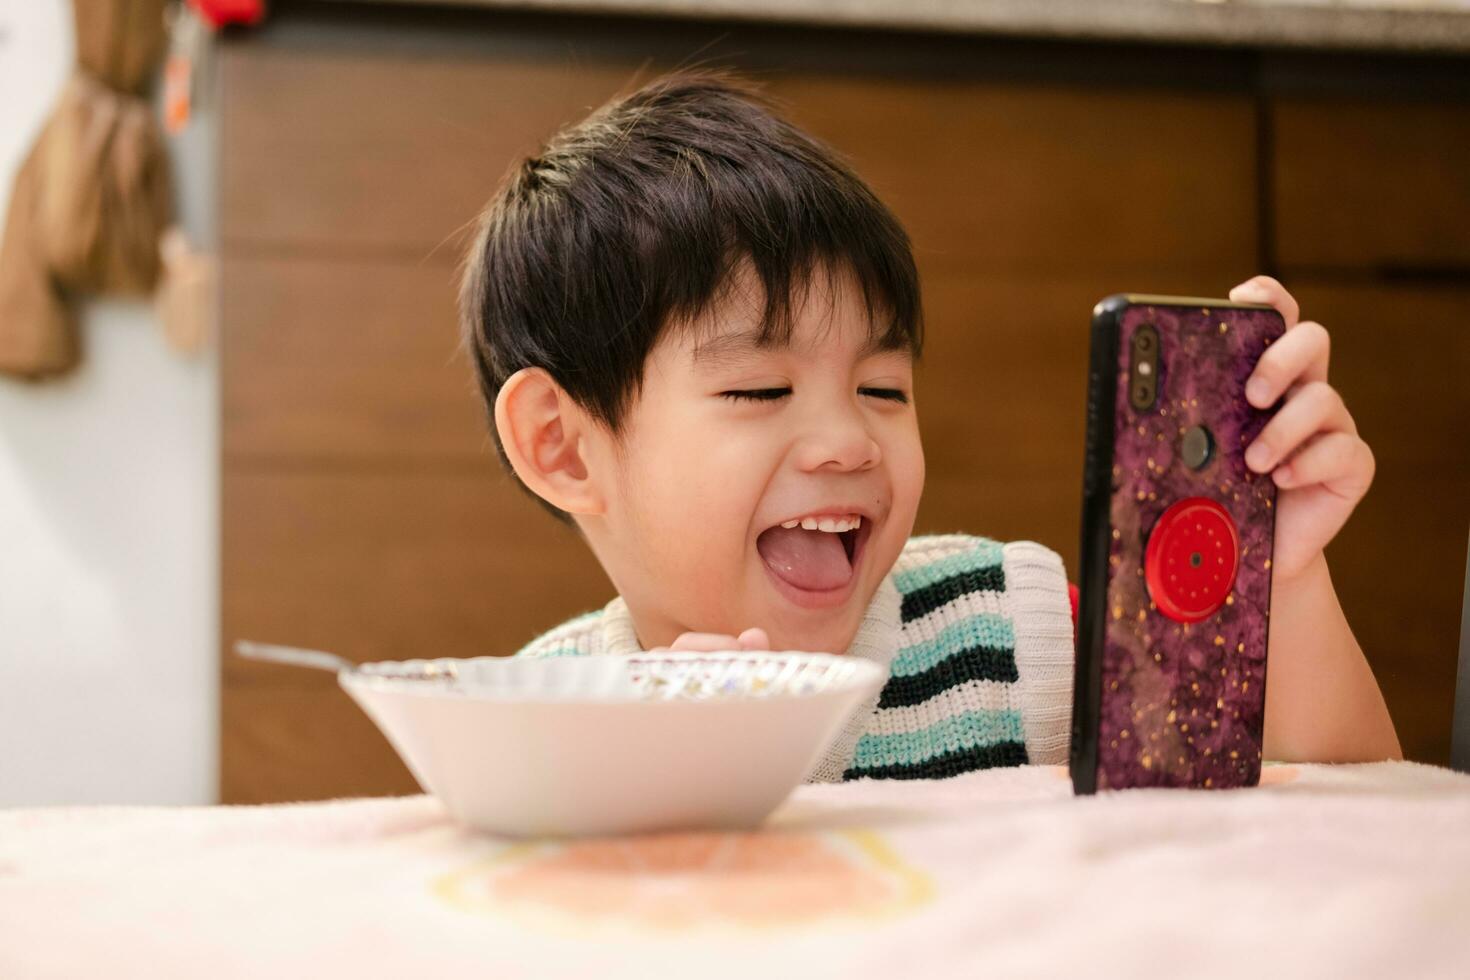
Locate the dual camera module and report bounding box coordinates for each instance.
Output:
[1129,323,1160,412]
[1130,323,1215,472]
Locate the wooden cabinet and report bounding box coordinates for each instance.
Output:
[1273,99,1470,273]
[220,11,1469,801]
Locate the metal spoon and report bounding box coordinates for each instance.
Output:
[234,641,461,684]
[233,640,356,674]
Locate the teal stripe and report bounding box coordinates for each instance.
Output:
[513,610,602,658]
[533,646,589,658]
[892,539,1004,595]
[850,708,1025,770]
[890,614,1015,678]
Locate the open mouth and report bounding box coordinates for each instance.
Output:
[755,513,872,606]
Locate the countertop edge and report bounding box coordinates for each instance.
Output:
[321,0,1470,55]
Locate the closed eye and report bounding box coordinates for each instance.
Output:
[720,387,909,403]
[720,388,791,402]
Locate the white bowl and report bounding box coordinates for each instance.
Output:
[339,651,886,838]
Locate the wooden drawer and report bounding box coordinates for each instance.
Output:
[222,255,483,461]
[1273,99,1470,272]
[221,42,1256,278]
[222,468,613,686]
[918,472,1082,573]
[222,681,421,804]
[1284,281,1470,471]
[778,77,1258,277]
[221,468,615,801]
[221,46,631,256]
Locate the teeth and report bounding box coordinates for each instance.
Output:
[783,515,862,533]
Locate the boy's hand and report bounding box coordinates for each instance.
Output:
[651,628,771,653]
[1229,275,1375,582]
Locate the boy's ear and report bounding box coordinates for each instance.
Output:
[493,367,606,517]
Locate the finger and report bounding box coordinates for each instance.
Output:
[1272,431,1375,497]
[736,627,770,651]
[1245,320,1330,408]
[1229,274,1300,328]
[669,632,742,652]
[1244,381,1354,473]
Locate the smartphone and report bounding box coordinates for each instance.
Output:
[1071,294,1286,794]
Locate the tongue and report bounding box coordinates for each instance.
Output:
[757,526,853,592]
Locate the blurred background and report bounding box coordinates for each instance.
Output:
[1,0,1466,807]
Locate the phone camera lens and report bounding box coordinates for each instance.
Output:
[1182,424,1215,470]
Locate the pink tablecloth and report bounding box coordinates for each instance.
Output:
[3,762,1469,979]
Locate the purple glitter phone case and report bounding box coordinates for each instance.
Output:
[1071,295,1285,793]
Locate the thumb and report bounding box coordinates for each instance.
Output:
[736,627,770,651]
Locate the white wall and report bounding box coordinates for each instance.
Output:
[0,0,217,805]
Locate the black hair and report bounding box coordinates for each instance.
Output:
[459,69,923,524]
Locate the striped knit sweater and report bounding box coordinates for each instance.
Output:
[512,534,1075,782]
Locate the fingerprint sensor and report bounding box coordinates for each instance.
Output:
[1182,425,1215,471]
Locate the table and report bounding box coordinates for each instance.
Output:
[3,763,1468,978]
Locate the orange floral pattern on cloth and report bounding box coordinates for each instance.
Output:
[434,828,932,934]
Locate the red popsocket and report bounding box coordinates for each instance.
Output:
[1144,497,1240,623]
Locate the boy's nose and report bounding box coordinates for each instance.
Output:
[795,411,882,473]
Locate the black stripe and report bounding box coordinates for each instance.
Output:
[843,740,1028,781]
[900,565,1006,623]
[876,646,1019,708]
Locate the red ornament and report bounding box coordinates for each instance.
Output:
[1144,497,1240,624]
[186,0,266,30]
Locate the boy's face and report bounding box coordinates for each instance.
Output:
[579,267,924,654]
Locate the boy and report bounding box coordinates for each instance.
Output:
[459,72,1400,781]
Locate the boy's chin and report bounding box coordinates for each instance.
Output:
[762,577,885,654]
[763,607,864,656]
